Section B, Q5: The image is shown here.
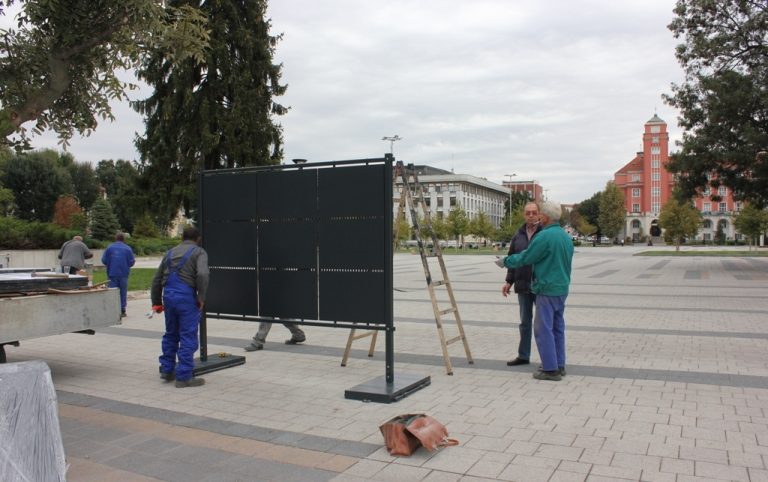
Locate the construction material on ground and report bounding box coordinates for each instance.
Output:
[0,284,121,362]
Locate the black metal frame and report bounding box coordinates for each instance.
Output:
[196,155,429,402]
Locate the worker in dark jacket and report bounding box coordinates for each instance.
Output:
[501,202,541,367]
[151,226,209,388]
[101,232,135,317]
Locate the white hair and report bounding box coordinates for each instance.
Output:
[539,200,561,222]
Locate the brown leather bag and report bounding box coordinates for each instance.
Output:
[405,415,458,451]
[379,414,459,456]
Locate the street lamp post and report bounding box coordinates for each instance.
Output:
[382,135,402,156]
[505,174,517,227]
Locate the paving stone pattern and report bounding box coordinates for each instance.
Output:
[7,246,768,481]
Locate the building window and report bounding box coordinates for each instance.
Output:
[651,159,660,168]
[651,202,660,213]
[651,146,660,154]
[632,203,640,213]
[435,185,441,193]
[632,188,640,198]
[719,202,727,212]
[702,219,712,229]
[703,202,711,212]
[703,188,710,196]
[449,198,456,207]
[703,233,711,241]
[631,220,641,229]
[735,202,742,212]
[718,186,727,196]
[651,172,660,181]
[631,174,640,182]
[651,126,660,133]
[651,187,660,197]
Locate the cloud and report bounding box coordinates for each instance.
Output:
[11,0,685,204]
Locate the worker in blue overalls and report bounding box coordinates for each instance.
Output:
[150,226,209,388]
[101,231,135,317]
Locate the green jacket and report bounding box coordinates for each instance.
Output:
[502,223,573,296]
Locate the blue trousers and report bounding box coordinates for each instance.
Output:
[516,293,535,360]
[108,276,128,312]
[159,292,200,381]
[533,295,567,371]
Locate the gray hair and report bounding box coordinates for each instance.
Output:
[539,200,561,222]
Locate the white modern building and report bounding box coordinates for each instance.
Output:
[394,165,510,227]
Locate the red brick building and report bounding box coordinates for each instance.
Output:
[614,115,739,242]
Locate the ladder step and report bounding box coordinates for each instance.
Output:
[439,307,457,316]
[430,280,448,287]
[445,335,463,345]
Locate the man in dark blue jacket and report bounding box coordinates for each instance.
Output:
[501,202,541,366]
[101,232,135,317]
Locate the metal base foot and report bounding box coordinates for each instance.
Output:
[193,353,246,376]
[345,373,430,403]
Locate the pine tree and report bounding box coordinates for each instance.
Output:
[134,0,288,226]
[90,199,121,241]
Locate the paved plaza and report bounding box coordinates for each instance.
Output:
[7,246,768,481]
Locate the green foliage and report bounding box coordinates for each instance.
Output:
[429,215,449,240]
[66,162,100,210]
[469,212,495,241]
[598,181,625,239]
[95,159,146,232]
[1,151,71,221]
[734,204,768,250]
[393,215,411,245]
[0,1,209,149]
[133,213,161,238]
[0,216,101,249]
[134,0,287,227]
[574,191,602,235]
[664,0,768,207]
[90,198,121,240]
[658,198,702,251]
[124,237,178,256]
[447,206,470,242]
[0,186,15,216]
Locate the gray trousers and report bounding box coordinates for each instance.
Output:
[252,320,305,346]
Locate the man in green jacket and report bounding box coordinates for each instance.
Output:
[495,200,573,381]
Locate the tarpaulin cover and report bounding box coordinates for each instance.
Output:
[0,360,66,481]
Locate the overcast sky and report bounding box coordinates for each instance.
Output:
[19,0,685,204]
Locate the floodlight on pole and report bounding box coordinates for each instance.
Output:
[382,135,402,155]
[505,174,517,227]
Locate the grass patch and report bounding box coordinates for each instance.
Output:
[635,250,768,257]
[93,267,157,291]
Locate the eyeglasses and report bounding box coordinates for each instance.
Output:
[524,211,538,215]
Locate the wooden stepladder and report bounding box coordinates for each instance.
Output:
[396,162,473,375]
[342,162,473,375]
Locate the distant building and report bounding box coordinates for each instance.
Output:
[502,179,544,202]
[394,165,509,227]
[614,115,738,242]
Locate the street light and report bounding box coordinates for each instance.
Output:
[382,135,402,155]
[505,174,517,226]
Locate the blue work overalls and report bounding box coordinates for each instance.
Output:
[158,246,199,382]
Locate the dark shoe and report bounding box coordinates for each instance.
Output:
[120,312,127,318]
[159,371,175,382]
[244,343,263,352]
[506,357,530,366]
[285,336,305,345]
[175,377,205,388]
[538,365,567,376]
[533,370,562,381]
